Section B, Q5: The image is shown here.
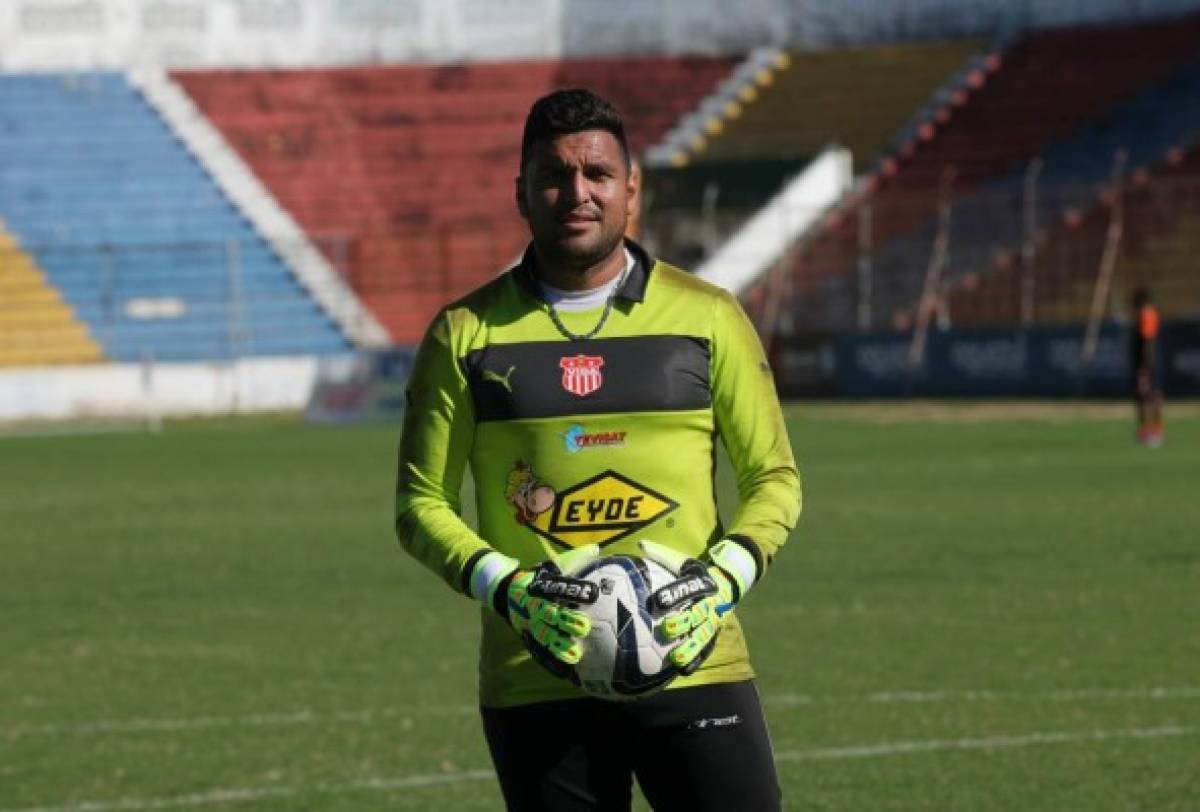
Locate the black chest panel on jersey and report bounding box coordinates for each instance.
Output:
[462,336,711,422]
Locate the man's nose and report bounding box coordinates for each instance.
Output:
[563,171,590,206]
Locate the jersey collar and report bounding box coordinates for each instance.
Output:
[512,238,653,304]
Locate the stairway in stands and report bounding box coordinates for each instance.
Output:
[0,72,350,363]
[641,39,984,278]
[694,39,985,166]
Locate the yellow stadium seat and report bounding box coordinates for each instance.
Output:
[0,231,105,367]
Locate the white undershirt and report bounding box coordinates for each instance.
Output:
[540,249,634,312]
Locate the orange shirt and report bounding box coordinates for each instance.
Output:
[1138,305,1160,341]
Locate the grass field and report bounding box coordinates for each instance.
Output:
[2,404,1198,810]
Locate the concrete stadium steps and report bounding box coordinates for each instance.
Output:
[0,232,104,367]
[946,148,1200,326]
[693,40,984,167]
[1117,216,1200,320]
[890,59,1200,317]
[173,57,737,344]
[757,14,1200,333]
[928,57,1200,328]
[894,16,1200,186]
[0,71,352,363]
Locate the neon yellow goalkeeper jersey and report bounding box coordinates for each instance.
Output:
[395,240,801,708]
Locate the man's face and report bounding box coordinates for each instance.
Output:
[517,129,637,274]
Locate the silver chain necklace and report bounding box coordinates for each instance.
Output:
[541,262,631,342]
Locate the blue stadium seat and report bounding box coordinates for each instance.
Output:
[870,60,1200,292]
[0,72,351,362]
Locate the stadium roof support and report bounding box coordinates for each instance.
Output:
[695,147,852,296]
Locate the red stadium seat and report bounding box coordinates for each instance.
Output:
[174,57,736,343]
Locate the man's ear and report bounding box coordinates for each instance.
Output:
[625,160,640,221]
[515,175,528,220]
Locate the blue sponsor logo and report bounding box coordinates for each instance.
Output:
[563,424,626,453]
[564,424,585,453]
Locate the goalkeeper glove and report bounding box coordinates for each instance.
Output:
[639,538,761,674]
[466,545,600,680]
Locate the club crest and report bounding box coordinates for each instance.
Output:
[559,354,604,397]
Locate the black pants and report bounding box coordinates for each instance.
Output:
[481,680,781,811]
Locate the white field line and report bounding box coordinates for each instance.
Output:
[775,725,1196,762]
[4,726,1194,812]
[0,769,497,812]
[5,705,476,737]
[766,686,1200,707]
[6,687,1199,739]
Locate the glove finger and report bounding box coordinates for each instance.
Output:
[550,637,583,665]
[507,577,535,621]
[507,594,532,627]
[530,619,583,665]
[661,611,692,640]
[669,614,719,669]
[527,596,564,626]
[522,632,577,681]
[527,598,592,638]
[661,600,714,640]
[553,606,592,637]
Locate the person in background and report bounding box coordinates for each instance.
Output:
[1130,287,1164,447]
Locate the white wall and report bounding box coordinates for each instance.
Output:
[696,147,853,296]
[0,356,329,421]
[0,0,1195,70]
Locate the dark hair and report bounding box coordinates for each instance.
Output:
[520,88,630,171]
[1131,287,1152,307]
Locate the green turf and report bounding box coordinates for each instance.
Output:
[1,408,1197,810]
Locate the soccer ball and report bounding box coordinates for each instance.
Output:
[569,554,684,701]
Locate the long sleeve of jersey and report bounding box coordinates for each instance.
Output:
[710,291,802,573]
[394,310,491,595]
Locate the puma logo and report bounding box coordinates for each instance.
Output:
[482,365,516,394]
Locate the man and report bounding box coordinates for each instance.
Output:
[395,89,801,811]
[1130,287,1164,447]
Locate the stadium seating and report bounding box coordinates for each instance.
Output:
[758,14,1200,333]
[0,229,104,366]
[875,55,1200,324]
[0,72,350,363]
[694,40,984,166]
[947,143,1200,326]
[640,41,984,271]
[173,57,737,343]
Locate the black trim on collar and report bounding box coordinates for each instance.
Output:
[510,238,653,304]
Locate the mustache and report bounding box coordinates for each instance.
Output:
[558,207,601,220]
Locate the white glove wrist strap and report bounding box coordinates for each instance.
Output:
[708,539,758,599]
[469,551,520,606]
